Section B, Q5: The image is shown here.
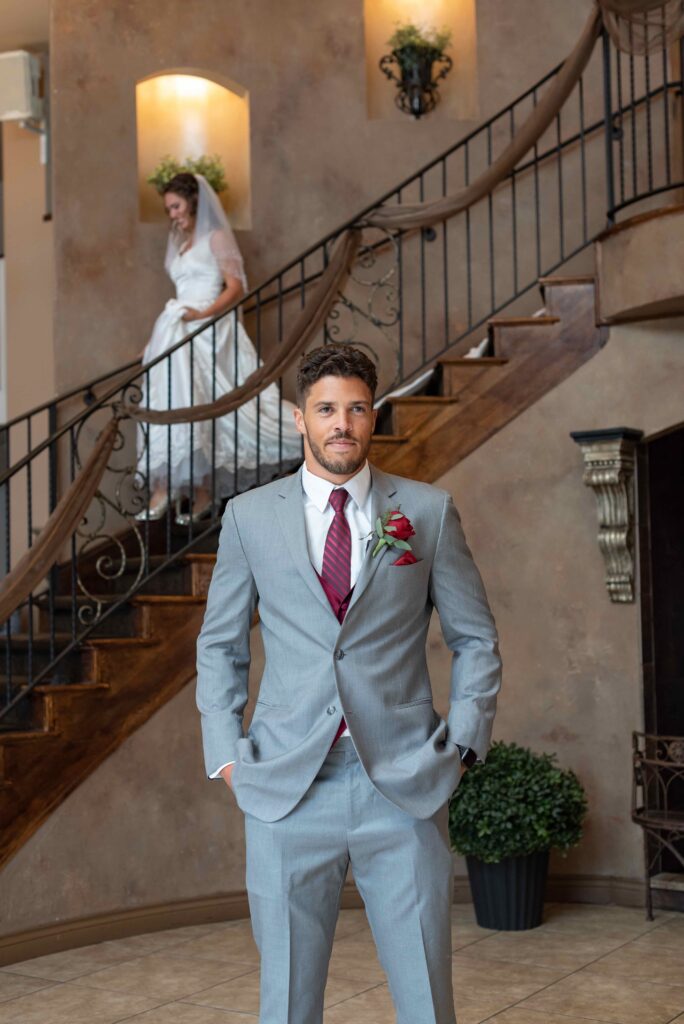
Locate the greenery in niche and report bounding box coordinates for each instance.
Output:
[148,154,228,195]
[387,22,452,57]
[449,741,587,863]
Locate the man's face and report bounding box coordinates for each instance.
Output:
[293,375,377,482]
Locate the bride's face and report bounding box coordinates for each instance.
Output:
[164,192,195,234]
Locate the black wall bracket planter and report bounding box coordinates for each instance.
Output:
[379,46,453,119]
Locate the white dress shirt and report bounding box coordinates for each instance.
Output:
[212,462,372,775]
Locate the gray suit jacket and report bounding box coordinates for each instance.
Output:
[196,464,501,821]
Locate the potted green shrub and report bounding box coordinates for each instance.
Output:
[147,153,228,195]
[380,23,453,118]
[449,741,587,930]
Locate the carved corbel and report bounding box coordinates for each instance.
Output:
[570,428,643,603]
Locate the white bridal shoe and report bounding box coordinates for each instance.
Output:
[175,500,218,527]
[133,497,182,521]
[134,497,168,521]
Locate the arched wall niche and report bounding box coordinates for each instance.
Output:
[136,69,251,229]
[364,0,479,121]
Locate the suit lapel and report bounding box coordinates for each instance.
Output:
[345,465,398,616]
[275,469,339,621]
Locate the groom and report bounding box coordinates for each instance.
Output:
[196,344,501,1024]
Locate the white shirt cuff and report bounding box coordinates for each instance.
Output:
[210,761,235,778]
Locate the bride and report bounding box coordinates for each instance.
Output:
[136,172,302,524]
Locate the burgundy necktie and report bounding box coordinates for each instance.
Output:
[321,488,351,605]
[321,487,351,744]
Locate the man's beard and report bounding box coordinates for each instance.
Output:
[306,431,368,477]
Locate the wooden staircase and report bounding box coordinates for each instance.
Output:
[371,277,603,480]
[0,275,605,869]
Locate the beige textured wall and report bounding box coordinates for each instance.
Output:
[2,121,55,556]
[2,121,54,419]
[3,316,683,936]
[51,0,594,392]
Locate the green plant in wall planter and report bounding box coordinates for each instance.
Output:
[380,22,453,119]
[148,154,228,195]
[449,741,587,930]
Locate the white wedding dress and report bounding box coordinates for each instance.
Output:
[137,230,302,500]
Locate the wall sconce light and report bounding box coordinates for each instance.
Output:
[379,23,453,119]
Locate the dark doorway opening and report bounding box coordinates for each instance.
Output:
[638,421,684,909]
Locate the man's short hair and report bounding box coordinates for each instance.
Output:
[296,344,378,408]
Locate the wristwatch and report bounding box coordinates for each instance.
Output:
[457,745,478,770]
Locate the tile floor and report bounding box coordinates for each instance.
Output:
[0,902,682,1023]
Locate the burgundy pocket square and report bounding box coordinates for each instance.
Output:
[391,553,422,566]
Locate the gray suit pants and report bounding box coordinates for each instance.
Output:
[245,737,457,1024]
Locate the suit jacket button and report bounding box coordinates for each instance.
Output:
[327,706,336,715]
[335,649,345,660]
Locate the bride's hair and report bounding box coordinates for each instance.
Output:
[162,173,199,216]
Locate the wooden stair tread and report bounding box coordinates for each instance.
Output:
[0,729,59,743]
[182,553,217,564]
[488,315,559,326]
[0,677,98,692]
[33,682,109,695]
[34,594,125,607]
[538,275,594,287]
[438,357,508,366]
[130,594,207,605]
[84,636,158,649]
[0,633,81,648]
[388,396,459,405]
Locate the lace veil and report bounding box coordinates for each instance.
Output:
[164,174,248,291]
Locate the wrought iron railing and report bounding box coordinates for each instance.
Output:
[1,26,683,726]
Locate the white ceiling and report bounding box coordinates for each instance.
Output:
[0,0,49,53]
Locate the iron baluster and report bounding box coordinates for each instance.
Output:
[419,172,427,366]
[556,111,565,260]
[144,368,151,573]
[256,288,262,487]
[644,31,654,192]
[26,419,33,687]
[211,323,217,511]
[396,189,405,383]
[165,354,173,555]
[69,425,77,645]
[661,14,672,186]
[510,107,519,296]
[579,76,589,244]
[277,274,284,469]
[616,49,626,205]
[533,86,542,278]
[603,30,617,224]
[629,48,638,198]
[189,334,195,538]
[2,423,11,704]
[487,124,495,311]
[233,304,239,494]
[441,161,450,350]
[47,403,58,662]
[464,144,473,329]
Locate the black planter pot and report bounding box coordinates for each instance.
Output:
[466,850,549,930]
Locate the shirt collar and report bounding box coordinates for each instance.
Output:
[301,460,372,514]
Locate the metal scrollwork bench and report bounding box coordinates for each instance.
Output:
[632,732,684,919]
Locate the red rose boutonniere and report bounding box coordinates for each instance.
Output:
[371,508,420,565]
